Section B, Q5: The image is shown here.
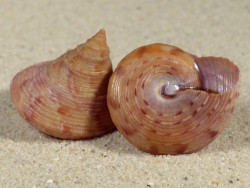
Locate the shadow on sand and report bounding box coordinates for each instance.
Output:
[0,89,142,156]
[0,89,249,156]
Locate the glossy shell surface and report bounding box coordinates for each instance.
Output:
[10,30,115,139]
[107,43,240,155]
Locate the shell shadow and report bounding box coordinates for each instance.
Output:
[201,96,250,154]
[90,131,145,156]
[0,89,142,156]
[0,89,54,143]
[1,88,248,155]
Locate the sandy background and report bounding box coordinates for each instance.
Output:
[0,0,249,187]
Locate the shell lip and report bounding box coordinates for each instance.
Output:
[191,55,240,94]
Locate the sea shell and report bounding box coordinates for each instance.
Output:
[107,43,240,155]
[10,29,115,139]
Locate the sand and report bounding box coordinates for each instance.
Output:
[0,0,249,187]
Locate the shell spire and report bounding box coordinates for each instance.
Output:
[63,29,111,74]
[83,29,108,51]
[10,29,115,139]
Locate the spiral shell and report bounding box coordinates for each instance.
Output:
[10,29,115,139]
[107,43,240,155]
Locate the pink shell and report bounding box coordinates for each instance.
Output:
[10,30,115,139]
[107,44,240,155]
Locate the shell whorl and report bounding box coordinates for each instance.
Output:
[46,29,112,98]
[107,44,240,155]
[10,29,115,139]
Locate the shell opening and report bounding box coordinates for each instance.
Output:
[193,57,240,94]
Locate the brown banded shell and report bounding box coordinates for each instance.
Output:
[10,29,115,139]
[107,43,240,155]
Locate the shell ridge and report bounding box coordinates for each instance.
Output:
[10,30,115,139]
[107,43,240,155]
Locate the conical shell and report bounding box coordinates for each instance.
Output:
[10,29,115,139]
[107,44,240,155]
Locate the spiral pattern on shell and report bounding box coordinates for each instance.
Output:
[107,43,240,155]
[10,29,115,139]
